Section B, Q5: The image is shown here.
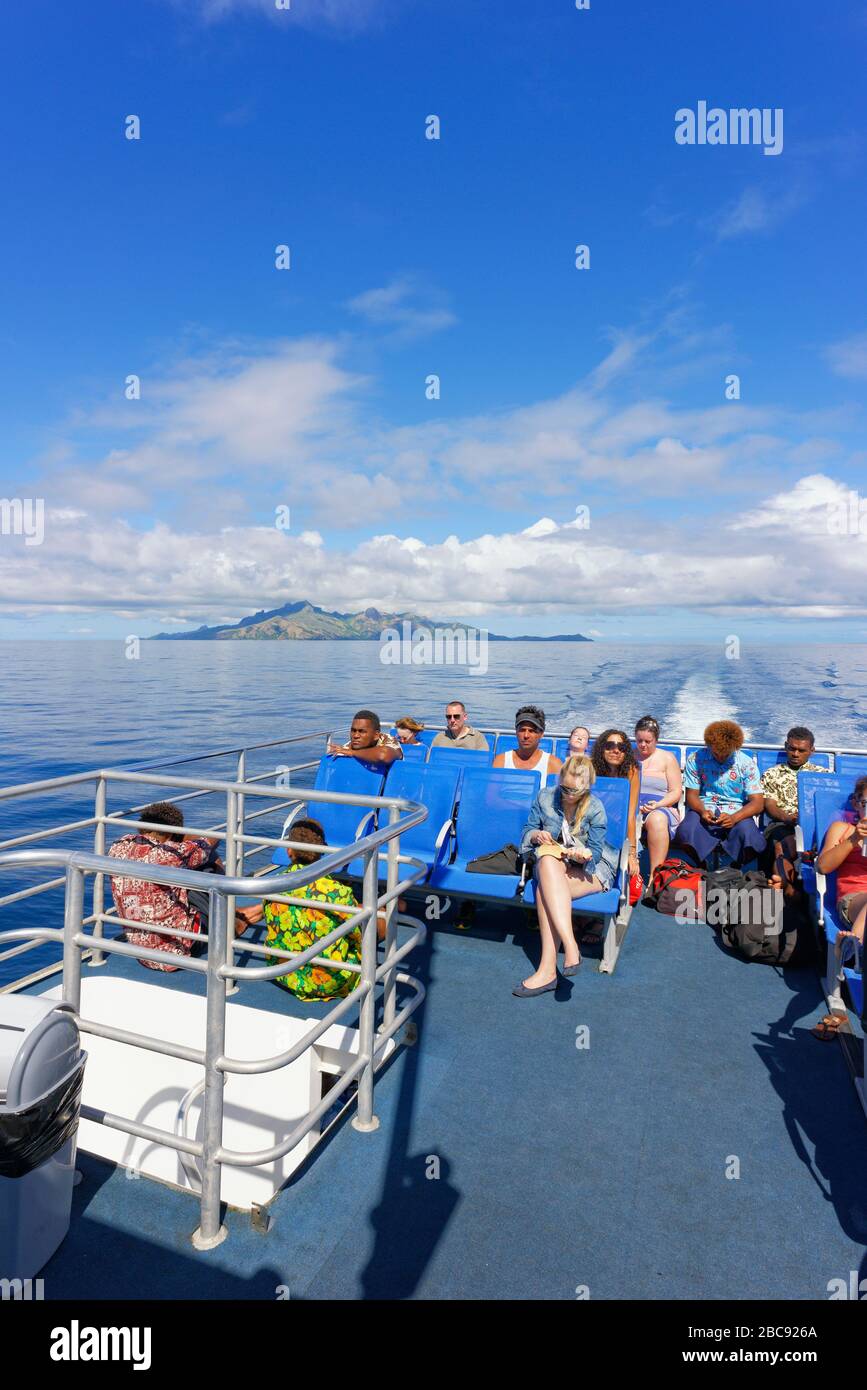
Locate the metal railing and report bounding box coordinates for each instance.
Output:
[0,735,429,1250]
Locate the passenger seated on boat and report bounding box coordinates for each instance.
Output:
[634,716,682,875]
[567,726,591,756]
[591,730,640,882]
[107,801,252,973]
[327,710,403,766]
[761,726,829,898]
[430,701,490,751]
[492,705,562,777]
[816,777,867,949]
[672,722,765,870]
[513,757,618,997]
[394,716,425,745]
[241,819,363,1002]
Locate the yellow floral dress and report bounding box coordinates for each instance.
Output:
[264,864,361,1001]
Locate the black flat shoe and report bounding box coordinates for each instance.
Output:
[512,978,557,997]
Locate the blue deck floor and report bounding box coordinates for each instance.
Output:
[34,904,867,1300]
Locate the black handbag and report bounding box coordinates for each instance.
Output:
[466,843,523,875]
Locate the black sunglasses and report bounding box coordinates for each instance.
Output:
[604,740,626,751]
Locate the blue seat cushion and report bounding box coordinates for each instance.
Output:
[522,880,621,918]
[428,864,522,900]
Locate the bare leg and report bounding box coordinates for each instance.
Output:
[644,810,671,876]
[522,858,581,988]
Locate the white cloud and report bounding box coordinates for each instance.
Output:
[346,277,457,338]
[825,333,867,381]
[168,0,397,32]
[3,475,866,625]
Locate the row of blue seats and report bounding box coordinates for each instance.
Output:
[391,731,843,778]
[795,773,866,1016]
[273,754,633,957]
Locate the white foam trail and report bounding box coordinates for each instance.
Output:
[663,672,753,743]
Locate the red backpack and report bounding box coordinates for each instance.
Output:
[648,858,705,922]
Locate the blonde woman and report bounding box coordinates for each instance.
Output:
[514,756,619,997]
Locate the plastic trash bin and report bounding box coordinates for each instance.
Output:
[0,995,86,1280]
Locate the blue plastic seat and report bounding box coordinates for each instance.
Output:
[373,760,462,882]
[398,743,428,761]
[429,768,539,899]
[274,755,388,875]
[836,754,867,781]
[429,745,495,769]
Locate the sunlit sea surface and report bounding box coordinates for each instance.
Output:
[2,640,865,984]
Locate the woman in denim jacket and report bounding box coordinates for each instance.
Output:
[514,756,618,997]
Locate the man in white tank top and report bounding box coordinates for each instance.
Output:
[493,705,563,781]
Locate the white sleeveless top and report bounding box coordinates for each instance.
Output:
[503,749,552,779]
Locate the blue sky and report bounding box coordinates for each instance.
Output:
[1,0,865,640]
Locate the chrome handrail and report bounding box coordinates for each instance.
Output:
[0,757,428,1251]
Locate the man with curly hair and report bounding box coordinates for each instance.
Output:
[672,720,765,869]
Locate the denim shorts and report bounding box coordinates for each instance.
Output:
[838,891,867,928]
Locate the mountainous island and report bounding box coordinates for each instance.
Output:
[150,600,592,642]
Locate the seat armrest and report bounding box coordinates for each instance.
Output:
[815,868,827,925]
[355,810,376,840]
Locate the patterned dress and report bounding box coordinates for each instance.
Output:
[108,833,218,971]
[264,863,361,1001]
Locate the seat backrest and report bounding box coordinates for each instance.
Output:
[798,773,849,852]
[453,768,540,865]
[756,748,834,775]
[494,733,555,757]
[398,742,428,760]
[815,786,858,851]
[429,745,494,768]
[381,761,462,860]
[836,754,867,781]
[300,755,387,846]
[590,776,630,852]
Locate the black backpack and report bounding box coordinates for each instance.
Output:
[708,869,797,964]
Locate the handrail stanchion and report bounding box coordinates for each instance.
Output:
[236,751,246,881]
[351,846,380,1133]
[90,775,107,967]
[225,788,239,998]
[193,886,229,1251]
[381,802,401,1034]
[62,864,85,1014]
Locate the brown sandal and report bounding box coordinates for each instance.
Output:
[812,1013,848,1040]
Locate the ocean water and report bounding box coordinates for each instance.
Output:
[1,639,866,986]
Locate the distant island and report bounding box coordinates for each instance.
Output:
[150,600,593,642]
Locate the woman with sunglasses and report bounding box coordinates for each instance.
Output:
[591,729,640,881]
[513,756,619,996]
[634,716,682,874]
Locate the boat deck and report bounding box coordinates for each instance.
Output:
[29,902,867,1301]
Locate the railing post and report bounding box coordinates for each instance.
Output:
[192,887,229,1251]
[380,802,400,1033]
[224,788,239,998]
[235,751,246,881]
[62,864,85,1014]
[351,847,380,1133]
[89,775,107,966]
